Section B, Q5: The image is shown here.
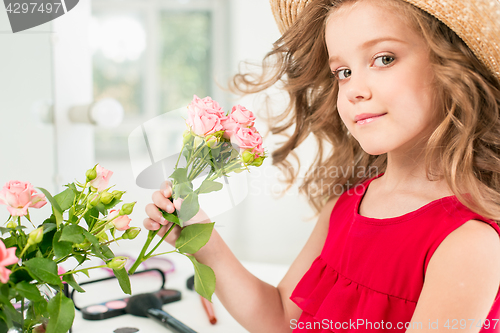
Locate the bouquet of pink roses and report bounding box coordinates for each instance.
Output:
[0,165,138,333]
[129,95,266,301]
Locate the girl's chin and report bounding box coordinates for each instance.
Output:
[358,143,389,156]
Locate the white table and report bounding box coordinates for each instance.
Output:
[71,254,289,333]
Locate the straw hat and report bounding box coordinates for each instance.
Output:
[269,0,500,81]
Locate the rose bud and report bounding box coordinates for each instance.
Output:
[111,190,125,200]
[86,193,100,209]
[122,227,140,240]
[27,227,43,245]
[241,150,255,164]
[205,134,218,148]
[251,156,264,167]
[6,222,16,229]
[85,166,97,182]
[106,256,127,270]
[100,191,114,205]
[119,202,136,216]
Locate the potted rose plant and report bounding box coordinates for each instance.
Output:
[0,165,138,333]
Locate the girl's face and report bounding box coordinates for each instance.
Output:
[326,0,438,156]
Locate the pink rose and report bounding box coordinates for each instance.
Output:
[253,143,265,157]
[186,95,226,137]
[221,117,241,140]
[229,105,255,127]
[230,127,263,154]
[0,181,47,217]
[0,241,18,284]
[89,165,113,192]
[108,209,131,231]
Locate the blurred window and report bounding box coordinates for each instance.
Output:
[90,0,224,159]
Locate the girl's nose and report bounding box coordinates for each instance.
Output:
[345,74,372,103]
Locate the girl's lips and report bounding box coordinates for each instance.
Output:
[355,113,387,125]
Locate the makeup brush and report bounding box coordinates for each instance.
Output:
[186,275,217,325]
[126,293,197,333]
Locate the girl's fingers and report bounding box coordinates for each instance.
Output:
[152,191,175,213]
[143,218,172,238]
[145,203,168,225]
[143,218,160,231]
[159,180,173,198]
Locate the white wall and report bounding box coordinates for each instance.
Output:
[224,0,318,264]
[0,9,56,225]
[0,0,320,267]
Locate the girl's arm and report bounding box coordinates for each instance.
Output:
[192,196,339,332]
[406,219,500,333]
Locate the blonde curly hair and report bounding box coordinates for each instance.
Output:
[231,0,500,223]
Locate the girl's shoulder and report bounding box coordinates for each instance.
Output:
[412,219,500,324]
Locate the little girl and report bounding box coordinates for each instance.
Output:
[144,0,500,331]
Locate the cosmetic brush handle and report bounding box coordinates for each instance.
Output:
[147,308,198,333]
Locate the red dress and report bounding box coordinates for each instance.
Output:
[291,173,500,332]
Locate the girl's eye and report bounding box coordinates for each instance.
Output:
[334,68,352,80]
[374,55,395,67]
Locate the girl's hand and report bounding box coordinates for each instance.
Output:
[143,180,211,247]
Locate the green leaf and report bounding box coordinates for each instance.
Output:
[102,197,121,210]
[68,205,76,223]
[83,207,99,230]
[161,209,180,226]
[0,225,26,236]
[66,182,80,196]
[80,269,89,278]
[112,268,131,295]
[36,187,63,228]
[0,314,8,333]
[46,292,75,333]
[2,236,16,248]
[24,258,62,287]
[53,188,76,212]
[42,223,57,234]
[9,267,33,284]
[175,182,193,198]
[0,293,21,327]
[83,230,98,246]
[62,274,85,293]
[73,254,86,265]
[95,203,107,216]
[176,223,214,254]
[169,168,188,184]
[178,192,199,226]
[100,245,114,259]
[187,255,215,302]
[59,225,85,244]
[53,231,72,260]
[15,281,43,302]
[197,180,223,195]
[39,226,57,256]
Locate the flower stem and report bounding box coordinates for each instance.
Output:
[146,223,176,258]
[60,264,108,276]
[175,144,185,169]
[148,250,178,258]
[75,207,89,225]
[128,229,159,274]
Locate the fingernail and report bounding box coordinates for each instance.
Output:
[153,223,160,230]
[163,189,170,197]
[168,205,174,212]
[160,217,167,225]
